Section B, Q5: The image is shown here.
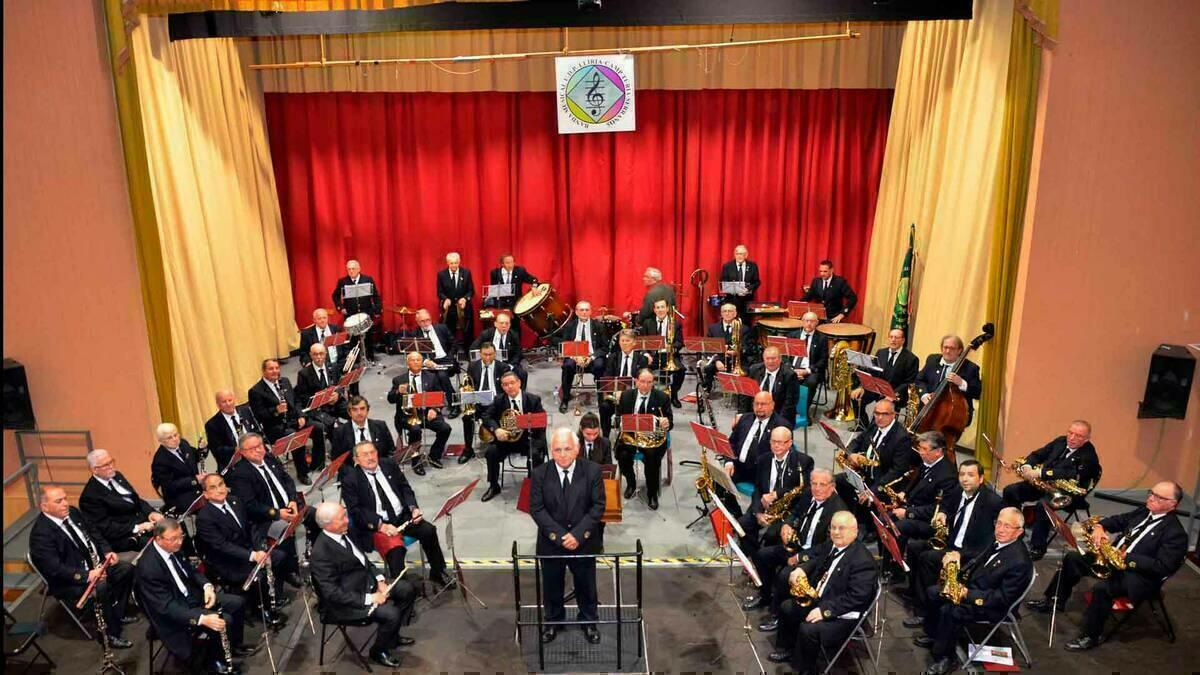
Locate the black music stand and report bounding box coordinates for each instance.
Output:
[431,480,485,607]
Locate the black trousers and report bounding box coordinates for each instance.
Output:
[380,517,447,579]
[55,561,135,638]
[894,518,935,571]
[754,543,807,609]
[906,541,947,613]
[923,586,1001,660]
[777,597,855,674]
[395,413,451,462]
[368,579,418,654]
[542,555,598,624]
[188,592,245,670]
[485,439,544,486]
[560,357,606,402]
[598,397,618,438]
[268,420,327,482]
[1078,570,1161,639]
[615,442,667,499]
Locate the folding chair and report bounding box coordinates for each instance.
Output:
[1096,577,1175,644]
[820,580,883,675]
[4,607,55,673]
[25,551,93,640]
[312,574,380,672]
[959,569,1038,669]
[794,383,811,454]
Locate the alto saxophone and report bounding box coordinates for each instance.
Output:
[665,307,680,372]
[879,468,917,507]
[695,447,715,505]
[939,558,967,604]
[999,455,1089,510]
[929,490,948,551]
[789,568,821,607]
[762,482,807,525]
[730,317,746,376]
[1075,515,1128,579]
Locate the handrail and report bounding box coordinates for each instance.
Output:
[2,461,36,488]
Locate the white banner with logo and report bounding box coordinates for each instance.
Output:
[555,54,636,134]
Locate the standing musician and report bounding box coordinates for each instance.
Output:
[471,311,526,386]
[460,342,512,464]
[724,391,792,486]
[719,244,761,317]
[1026,482,1187,653]
[331,396,396,469]
[480,371,549,502]
[889,431,959,570]
[530,428,606,645]
[639,298,686,408]
[151,422,206,514]
[80,448,163,554]
[332,259,382,361]
[341,442,453,587]
[638,267,677,323]
[225,433,314,550]
[701,303,755,391]
[1001,419,1102,560]
[767,512,877,672]
[913,507,1033,675]
[299,308,345,369]
[136,518,257,674]
[915,334,982,426]
[436,251,475,348]
[309,502,419,670]
[205,390,262,473]
[735,427,810,567]
[484,253,539,317]
[405,308,459,392]
[387,351,453,476]
[614,369,673,510]
[248,358,327,486]
[599,329,653,438]
[801,259,857,324]
[295,343,349,426]
[30,486,135,650]
[194,474,290,629]
[786,312,829,402]
[850,328,920,408]
[753,469,846,628]
[555,300,610,414]
[901,460,1002,617]
[833,399,918,529]
[739,347,800,425]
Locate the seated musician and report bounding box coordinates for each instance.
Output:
[801,259,857,324]
[225,432,316,551]
[614,369,673,510]
[719,244,761,317]
[460,343,511,464]
[1002,419,1101,560]
[405,308,459,393]
[386,350,453,476]
[436,251,475,347]
[295,343,350,426]
[332,396,396,471]
[310,502,418,669]
[915,334,982,426]
[889,431,959,575]
[735,428,809,585]
[80,448,163,554]
[850,328,920,408]
[914,507,1033,675]
[194,474,289,628]
[724,391,791,486]
[1026,481,1187,653]
[768,511,877,672]
[139,518,258,674]
[332,259,382,361]
[599,329,653,437]
[150,422,206,514]
[248,358,327,486]
[785,312,828,401]
[578,412,612,464]
[701,303,755,390]
[639,298,686,408]
[901,460,1001,618]
[638,266,676,323]
[341,442,453,587]
[204,390,262,473]
[299,308,345,369]
[753,468,845,627]
[484,253,539,323]
[833,399,918,531]
[480,371,549,502]
[30,486,134,650]
[471,311,527,387]
[739,347,800,424]
[555,300,609,414]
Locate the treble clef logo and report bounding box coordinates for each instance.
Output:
[586,71,605,116]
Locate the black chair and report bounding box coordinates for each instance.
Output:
[25,551,93,640]
[1097,578,1176,644]
[1041,465,1103,548]
[3,607,55,673]
[311,574,378,672]
[819,581,882,675]
[959,569,1038,669]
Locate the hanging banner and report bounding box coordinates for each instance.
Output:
[555,54,636,134]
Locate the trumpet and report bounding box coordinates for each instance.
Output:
[395,383,421,427]
[929,490,948,551]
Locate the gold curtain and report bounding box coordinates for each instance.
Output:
[136,0,444,14]
[977,0,1058,471]
[861,0,1015,447]
[130,16,299,438]
[248,22,904,92]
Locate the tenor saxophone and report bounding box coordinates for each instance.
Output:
[789,568,821,606]
[762,483,807,525]
[879,468,917,507]
[939,558,967,604]
[999,455,1089,510]
[929,490,948,551]
[695,447,714,505]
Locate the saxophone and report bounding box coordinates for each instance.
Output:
[999,455,1089,510]
[695,447,715,505]
[904,386,921,431]
[939,558,967,604]
[825,340,855,422]
[459,373,477,418]
[730,317,746,376]
[788,568,821,606]
[665,306,680,372]
[929,490,948,551]
[879,468,917,507]
[835,448,880,472]
[762,482,807,525]
[1075,516,1128,579]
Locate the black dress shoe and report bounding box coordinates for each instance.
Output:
[458,450,475,464]
[671,398,682,409]
[1029,547,1047,561]
[1025,598,1061,614]
[433,572,457,589]
[233,642,262,658]
[296,475,311,487]
[903,616,925,629]
[120,615,139,625]
[428,457,445,469]
[396,635,416,646]
[741,595,764,611]
[767,650,792,664]
[922,656,955,675]
[647,495,659,510]
[411,463,427,476]
[448,409,462,420]
[912,634,934,649]
[265,611,288,628]
[106,635,133,649]
[481,485,501,502]
[1065,635,1098,651]
[583,625,601,644]
[541,627,558,644]
[370,649,403,668]
[624,483,636,499]
[558,401,569,414]
[757,617,779,633]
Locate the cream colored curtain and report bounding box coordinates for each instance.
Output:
[248,22,904,93]
[861,0,1015,446]
[131,16,298,437]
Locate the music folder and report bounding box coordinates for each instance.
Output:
[515,412,549,430]
[846,350,881,371]
[787,301,826,320]
[322,331,350,347]
[272,426,313,457]
[636,335,666,351]
[306,451,350,498]
[719,281,748,295]
[459,389,495,407]
[560,341,591,358]
[708,487,745,537]
[855,369,897,400]
[1042,501,1082,553]
[337,366,365,389]
[871,513,909,572]
[705,455,739,495]
[595,376,633,395]
[715,372,760,396]
[817,421,850,453]
[409,391,446,409]
[468,347,508,362]
[304,386,339,412]
[620,413,657,433]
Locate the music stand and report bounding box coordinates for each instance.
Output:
[431,479,485,607]
[321,331,350,348]
[719,281,748,297]
[484,283,514,300]
[765,336,808,360]
[303,386,339,413]
[704,486,745,574]
[1043,501,1082,647]
[684,337,726,355]
[715,372,760,399]
[855,369,896,401]
[271,428,313,469]
[337,366,365,390]
[395,337,435,358]
[870,512,907,631]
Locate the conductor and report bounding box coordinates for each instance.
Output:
[530,427,606,646]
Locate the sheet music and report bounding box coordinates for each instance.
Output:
[343,282,374,299]
[720,281,748,295]
[846,349,882,371]
[485,283,514,299]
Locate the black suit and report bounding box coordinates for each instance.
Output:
[151,441,203,514]
[299,323,346,368]
[701,320,756,389]
[725,412,792,485]
[614,387,674,499]
[204,405,262,472]
[29,509,134,637]
[760,493,848,612]
[719,259,761,315]
[555,317,610,403]
[436,267,475,344]
[599,348,654,437]
[785,329,828,395]
[79,472,159,553]
[739,363,801,424]
[485,265,538,312]
[309,530,417,655]
[135,542,245,666]
[1002,436,1102,549]
[332,419,396,468]
[471,327,524,366]
[248,376,327,482]
[914,354,983,425]
[835,421,917,526]
[894,457,960,557]
[461,358,512,455]
[861,347,920,406]
[802,274,857,321]
[332,273,382,360]
[194,496,292,610]
[482,390,548,488]
[225,455,299,537]
[907,487,1003,612]
[638,315,686,400]
[738,450,808,558]
[923,539,1033,660]
[341,459,447,579]
[387,369,452,465]
[296,360,350,429]
[776,540,877,671]
[1041,508,1187,638]
[530,458,606,623]
[578,434,613,465]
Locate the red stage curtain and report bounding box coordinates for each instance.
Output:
[265,88,892,333]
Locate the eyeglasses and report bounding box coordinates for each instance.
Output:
[995,521,1023,530]
[1148,492,1177,502]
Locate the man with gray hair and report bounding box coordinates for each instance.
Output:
[80,448,163,552]
[204,389,262,472]
[150,422,207,514]
[332,258,382,360]
[639,266,676,321]
[437,251,476,346]
[719,244,761,316]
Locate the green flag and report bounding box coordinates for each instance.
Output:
[891,224,915,337]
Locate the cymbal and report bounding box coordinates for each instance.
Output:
[391,305,415,314]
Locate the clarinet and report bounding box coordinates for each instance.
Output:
[82,547,116,660]
[264,558,278,612]
[210,600,235,667]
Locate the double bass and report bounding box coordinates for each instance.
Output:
[910,323,995,461]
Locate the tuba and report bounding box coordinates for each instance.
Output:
[824,340,855,422]
[730,318,746,376]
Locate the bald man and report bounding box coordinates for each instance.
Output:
[299,307,345,368]
[204,390,263,472]
[555,300,610,413]
[786,312,829,400]
[724,391,791,485]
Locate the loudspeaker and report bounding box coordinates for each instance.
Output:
[1137,344,1195,420]
[3,358,37,430]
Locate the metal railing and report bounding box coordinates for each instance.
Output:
[2,462,39,548]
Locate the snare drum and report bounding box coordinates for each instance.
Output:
[756,317,805,346]
[514,283,573,337]
[345,313,373,336]
[816,322,876,355]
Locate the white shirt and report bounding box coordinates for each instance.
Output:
[223,411,242,437]
[1123,513,1167,553]
[620,352,635,377]
[353,423,372,443]
[802,498,827,549]
[249,460,289,509]
[951,490,979,550]
[96,475,132,497]
[362,467,403,521]
[761,367,780,392]
[492,330,510,360]
[768,456,787,492]
[479,362,494,390]
[316,326,338,362]
[321,530,384,606]
[793,332,813,370]
[576,320,594,355]
[739,417,768,463]
[46,513,97,565]
[868,421,896,460]
[559,461,577,488]
[939,359,969,391]
[153,541,211,596]
[425,327,447,359]
[816,545,861,619]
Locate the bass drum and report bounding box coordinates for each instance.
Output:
[514,283,573,338]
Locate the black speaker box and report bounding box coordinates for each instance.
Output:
[3,358,37,430]
[1137,344,1195,419]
